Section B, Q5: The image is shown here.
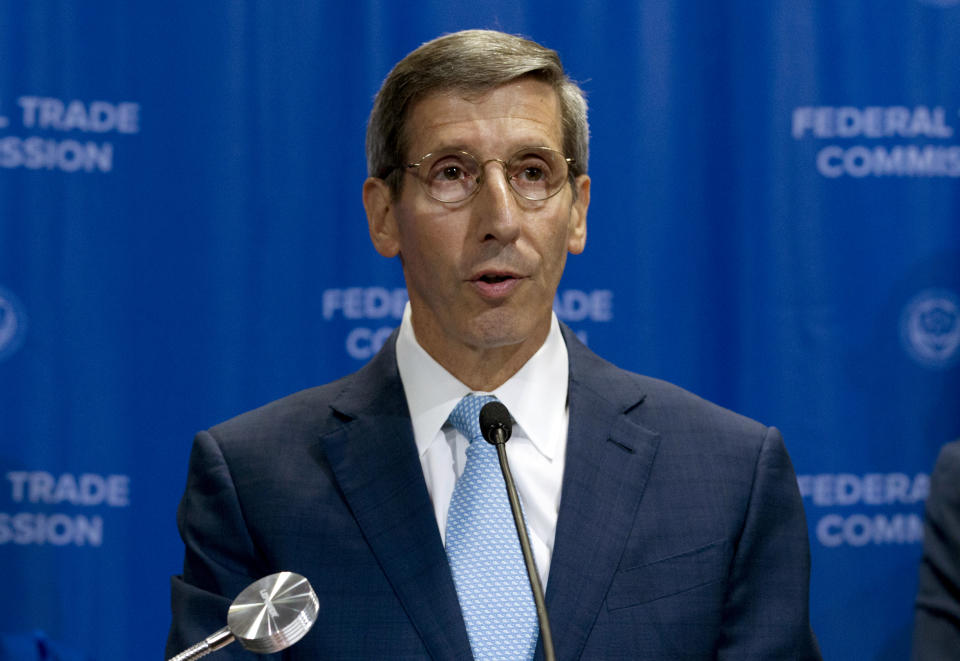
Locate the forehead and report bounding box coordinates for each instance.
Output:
[403,79,563,158]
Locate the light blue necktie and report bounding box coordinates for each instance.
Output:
[445,393,538,661]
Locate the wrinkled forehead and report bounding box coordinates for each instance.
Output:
[401,80,564,160]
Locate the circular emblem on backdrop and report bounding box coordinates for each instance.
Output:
[0,286,28,362]
[900,289,960,369]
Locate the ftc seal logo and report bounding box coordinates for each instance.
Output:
[900,289,960,369]
[0,286,27,362]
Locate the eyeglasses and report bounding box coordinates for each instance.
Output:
[402,147,575,203]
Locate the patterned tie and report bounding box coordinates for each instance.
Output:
[445,393,539,661]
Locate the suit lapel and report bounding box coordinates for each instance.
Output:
[541,327,661,660]
[315,327,660,660]
[319,336,472,660]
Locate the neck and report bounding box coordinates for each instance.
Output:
[444,343,541,392]
[411,318,551,392]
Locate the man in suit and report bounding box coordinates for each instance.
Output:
[167,30,820,659]
[912,440,960,659]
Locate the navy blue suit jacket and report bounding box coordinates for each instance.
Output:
[166,327,820,659]
[912,440,960,660]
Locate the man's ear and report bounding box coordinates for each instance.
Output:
[567,174,589,255]
[363,177,400,257]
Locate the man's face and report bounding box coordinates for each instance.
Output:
[364,78,589,376]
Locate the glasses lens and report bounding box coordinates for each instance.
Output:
[507,148,569,200]
[418,151,480,202]
[410,147,571,202]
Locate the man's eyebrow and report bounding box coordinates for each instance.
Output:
[417,143,473,155]
[414,142,562,159]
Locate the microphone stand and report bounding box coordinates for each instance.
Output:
[489,426,556,661]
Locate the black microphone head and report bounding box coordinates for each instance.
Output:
[479,401,513,446]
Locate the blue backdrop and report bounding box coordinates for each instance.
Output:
[2,2,959,658]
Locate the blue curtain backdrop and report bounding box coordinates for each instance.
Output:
[2,2,959,658]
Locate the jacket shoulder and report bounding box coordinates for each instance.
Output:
[211,379,343,438]
[564,326,771,447]
[206,331,403,447]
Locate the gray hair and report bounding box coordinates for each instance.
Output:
[365,29,589,194]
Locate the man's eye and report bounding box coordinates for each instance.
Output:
[440,166,463,180]
[429,159,469,181]
[521,166,545,181]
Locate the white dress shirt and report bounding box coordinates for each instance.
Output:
[394,303,569,587]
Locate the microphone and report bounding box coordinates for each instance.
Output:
[168,572,319,660]
[479,401,512,445]
[478,402,556,661]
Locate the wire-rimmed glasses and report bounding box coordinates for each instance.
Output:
[403,147,575,203]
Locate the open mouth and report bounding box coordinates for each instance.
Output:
[471,271,522,299]
[478,274,513,284]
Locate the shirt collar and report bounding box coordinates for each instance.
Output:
[395,303,569,461]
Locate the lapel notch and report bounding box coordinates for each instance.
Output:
[320,337,472,659]
[541,328,661,660]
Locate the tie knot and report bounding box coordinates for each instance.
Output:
[448,393,498,444]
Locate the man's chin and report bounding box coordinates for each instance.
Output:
[465,312,550,352]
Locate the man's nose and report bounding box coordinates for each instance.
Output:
[473,160,522,243]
